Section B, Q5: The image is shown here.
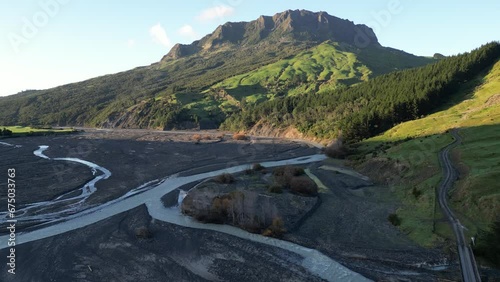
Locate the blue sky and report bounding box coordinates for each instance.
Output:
[0,0,498,96]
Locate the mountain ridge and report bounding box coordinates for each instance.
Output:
[162,10,379,61]
[0,9,433,130]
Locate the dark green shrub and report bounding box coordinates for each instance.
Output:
[388,213,401,226]
[1,128,13,136]
[474,220,500,267]
[412,187,422,198]
[252,163,265,171]
[268,184,283,194]
[325,145,348,159]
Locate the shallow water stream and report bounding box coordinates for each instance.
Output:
[0,141,370,281]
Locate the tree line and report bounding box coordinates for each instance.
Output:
[0,128,13,136]
[222,42,500,142]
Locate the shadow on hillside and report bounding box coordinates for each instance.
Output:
[225,84,269,101]
[433,62,496,112]
[346,123,500,269]
[352,123,500,162]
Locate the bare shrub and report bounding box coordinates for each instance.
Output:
[233,133,247,140]
[205,191,244,224]
[135,226,153,239]
[273,166,304,177]
[192,134,202,142]
[273,174,290,188]
[289,176,318,196]
[262,217,286,238]
[209,197,228,223]
[273,166,305,188]
[214,173,235,184]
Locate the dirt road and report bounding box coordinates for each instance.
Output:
[438,129,481,282]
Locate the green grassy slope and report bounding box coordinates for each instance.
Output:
[0,43,432,130]
[0,9,437,131]
[208,41,432,106]
[0,126,76,137]
[222,43,499,141]
[355,59,500,247]
[158,41,433,128]
[210,42,372,103]
[1,126,73,133]
[0,42,310,128]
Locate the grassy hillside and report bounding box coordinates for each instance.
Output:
[210,41,372,104]
[208,42,431,107]
[223,42,500,141]
[354,59,500,247]
[0,126,76,137]
[168,43,432,129]
[0,41,428,130]
[0,14,433,130]
[0,41,311,128]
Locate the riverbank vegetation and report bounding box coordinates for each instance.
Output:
[0,126,77,138]
[181,166,318,237]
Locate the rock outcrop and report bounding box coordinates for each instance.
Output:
[162,10,379,62]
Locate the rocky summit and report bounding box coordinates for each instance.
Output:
[163,10,379,60]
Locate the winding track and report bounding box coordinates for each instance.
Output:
[437,129,481,282]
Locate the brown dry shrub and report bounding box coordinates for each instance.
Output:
[135,226,153,239]
[289,176,318,196]
[233,133,247,140]
[208,197,228,223]
[262,217,286,238]
[213,173,235,184]
[273,166,305,188]
[205,192,244,224]
[192,134,202,142]
[273,166,304,177]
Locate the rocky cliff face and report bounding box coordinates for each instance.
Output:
[162,9,379,61]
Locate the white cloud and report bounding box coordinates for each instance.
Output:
[178,25,198,40]
[127,39,136,48]
[197,5,235,22]
[149,23,172,47]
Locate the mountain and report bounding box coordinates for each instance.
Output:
[0,10,433,129]
[162,10,379,60]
